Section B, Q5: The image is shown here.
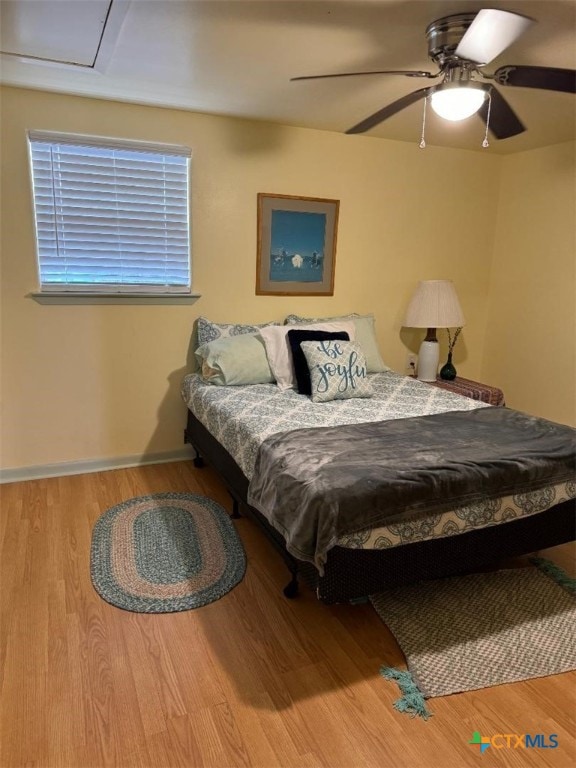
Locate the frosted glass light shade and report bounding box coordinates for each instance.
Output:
[404,280,465,329]
[430,87,486,121]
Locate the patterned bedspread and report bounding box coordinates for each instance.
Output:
[181,371,575,551]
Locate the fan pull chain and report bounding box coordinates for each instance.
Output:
[419,96,427,149]
[482,91,492,148]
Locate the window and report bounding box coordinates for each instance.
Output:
[28,131,191,294]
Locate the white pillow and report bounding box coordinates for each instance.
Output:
[259,321,356,390]
[284,313,390,373]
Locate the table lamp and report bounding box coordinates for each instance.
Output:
[404,280,465,381]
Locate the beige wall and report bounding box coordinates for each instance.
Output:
[2,84,564,473]
[481,141,576,426]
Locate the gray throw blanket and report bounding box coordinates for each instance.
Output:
[247,408,576,574]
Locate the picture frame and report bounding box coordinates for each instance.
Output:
[256,193,339,296]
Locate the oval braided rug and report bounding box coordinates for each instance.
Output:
[91,492,246,613]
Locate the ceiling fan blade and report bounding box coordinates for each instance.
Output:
[291,70,437,82]
[455,9,534,65]
[493,65,576,94]
[478,87,525,139]
[346,87,432,134]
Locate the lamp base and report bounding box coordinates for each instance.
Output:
[417,340,439,382]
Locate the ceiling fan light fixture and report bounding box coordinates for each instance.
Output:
[430,84,486,121]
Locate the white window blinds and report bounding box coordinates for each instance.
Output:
[28,131,192,293]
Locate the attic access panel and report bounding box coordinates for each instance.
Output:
[0,0,123,68]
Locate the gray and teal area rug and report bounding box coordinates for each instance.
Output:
[370,558,576,719]
[91,492,246,613]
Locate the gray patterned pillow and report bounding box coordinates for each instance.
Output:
[197,316,279,346]
[300,340,374,402]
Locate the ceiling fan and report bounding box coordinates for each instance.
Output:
[291,9,576,139]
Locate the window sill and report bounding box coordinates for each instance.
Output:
[28,292,201,305]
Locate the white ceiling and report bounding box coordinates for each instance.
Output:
[1,0,575,154]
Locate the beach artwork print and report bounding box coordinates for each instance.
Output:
[269,209,326,283]
[256,194,339,296]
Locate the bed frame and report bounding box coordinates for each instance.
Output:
[184,410,575,604]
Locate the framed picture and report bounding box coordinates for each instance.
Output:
[256,193,339,296]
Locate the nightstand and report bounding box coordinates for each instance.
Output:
[418,376,506,406]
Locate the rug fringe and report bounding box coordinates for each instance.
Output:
[529,556,576,595]
[379,666,432,720]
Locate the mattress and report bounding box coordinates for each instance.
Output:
[181,371,575,551]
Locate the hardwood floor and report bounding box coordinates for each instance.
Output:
[1,461,574,768]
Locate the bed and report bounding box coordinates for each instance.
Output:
[181,368,576,604]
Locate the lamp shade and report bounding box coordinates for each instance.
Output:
[404,280,465,329]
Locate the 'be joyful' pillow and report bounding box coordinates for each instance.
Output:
[300,340,374,402]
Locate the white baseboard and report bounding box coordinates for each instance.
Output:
[0,448,195,484]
